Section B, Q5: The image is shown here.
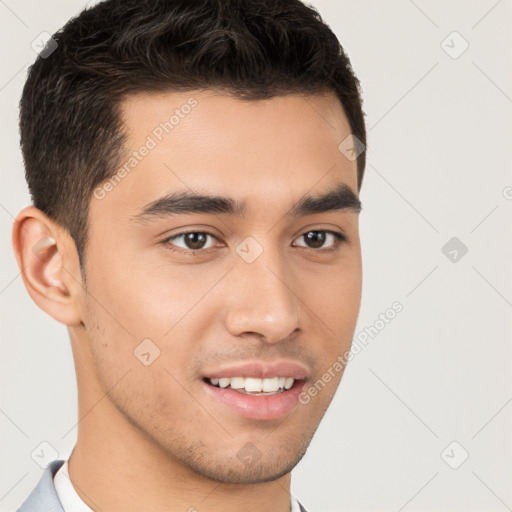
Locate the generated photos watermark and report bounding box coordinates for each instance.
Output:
[299,301,403,404]
[93,97,198,200]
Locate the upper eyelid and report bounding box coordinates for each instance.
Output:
[166,230,218,242]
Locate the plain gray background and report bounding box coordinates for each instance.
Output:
[1,1,511,511]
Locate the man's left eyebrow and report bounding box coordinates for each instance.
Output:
[131,182,361,223]
[288,183,361,217]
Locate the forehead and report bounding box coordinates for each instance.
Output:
[93,90,358,220]
[120,89,352,154]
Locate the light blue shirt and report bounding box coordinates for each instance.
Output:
[17,459,307,512]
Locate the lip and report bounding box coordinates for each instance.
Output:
[203,360,310,380]
[202,378,306,421]
[201,360,310,421]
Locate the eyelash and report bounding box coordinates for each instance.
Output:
[163,229,346,255]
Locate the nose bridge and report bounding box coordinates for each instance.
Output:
[224,238,299,342]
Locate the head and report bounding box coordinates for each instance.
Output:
[14,0,366,485]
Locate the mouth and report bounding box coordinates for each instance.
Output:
[204,376,297,395]
[201,362,309,421]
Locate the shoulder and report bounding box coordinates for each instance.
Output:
[16,459,65,512]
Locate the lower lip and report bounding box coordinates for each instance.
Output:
[202,380,305,420]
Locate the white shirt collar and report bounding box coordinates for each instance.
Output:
[53,460,94,512]
[290,494,303,512]
[54,459,303,512]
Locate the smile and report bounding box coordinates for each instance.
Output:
[207,376,295,395]
[201,361,309,420]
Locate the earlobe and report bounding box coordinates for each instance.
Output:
[12,206,84,326]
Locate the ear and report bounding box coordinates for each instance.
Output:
[12,206,84,326]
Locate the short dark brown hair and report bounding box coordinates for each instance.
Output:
[19,0,367,268]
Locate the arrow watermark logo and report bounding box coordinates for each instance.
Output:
[134,338,161,366]
[338,134,365,162]
[441,31,469,59]
[30,441,59,469]
[236,442,263,468]
[442,236,468,263]
[235,236,264,263]
[31,31,58,59]
[441,441,469,469]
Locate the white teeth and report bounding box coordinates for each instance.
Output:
[262,377,279,392]
[244,377,262,392]
[284,377,294,390]
[229,377,245,389]
[208,376,295,393]
[218,378,230,388]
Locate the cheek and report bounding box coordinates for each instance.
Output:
[332,250,362,333]
[84,240,214,341]
[81,261,211,405]
[304,261,362,341]
[83,292,196,420]
[298,258,362,393]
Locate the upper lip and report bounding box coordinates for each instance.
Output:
[203,360,310,380]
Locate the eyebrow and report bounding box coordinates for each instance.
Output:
[132,182,361,223]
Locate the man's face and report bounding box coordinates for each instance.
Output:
[81,90,362,483]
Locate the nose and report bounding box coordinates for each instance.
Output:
[223,245,300,344]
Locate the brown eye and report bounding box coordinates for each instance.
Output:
[166,232,217,251]
[303,231,326,249]
[182,232,208,250]
[293,230,345,250]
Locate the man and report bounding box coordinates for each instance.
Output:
[12,0,366,510]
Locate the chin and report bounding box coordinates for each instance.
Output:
[190,456,303,485]
[182,436,311,485]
